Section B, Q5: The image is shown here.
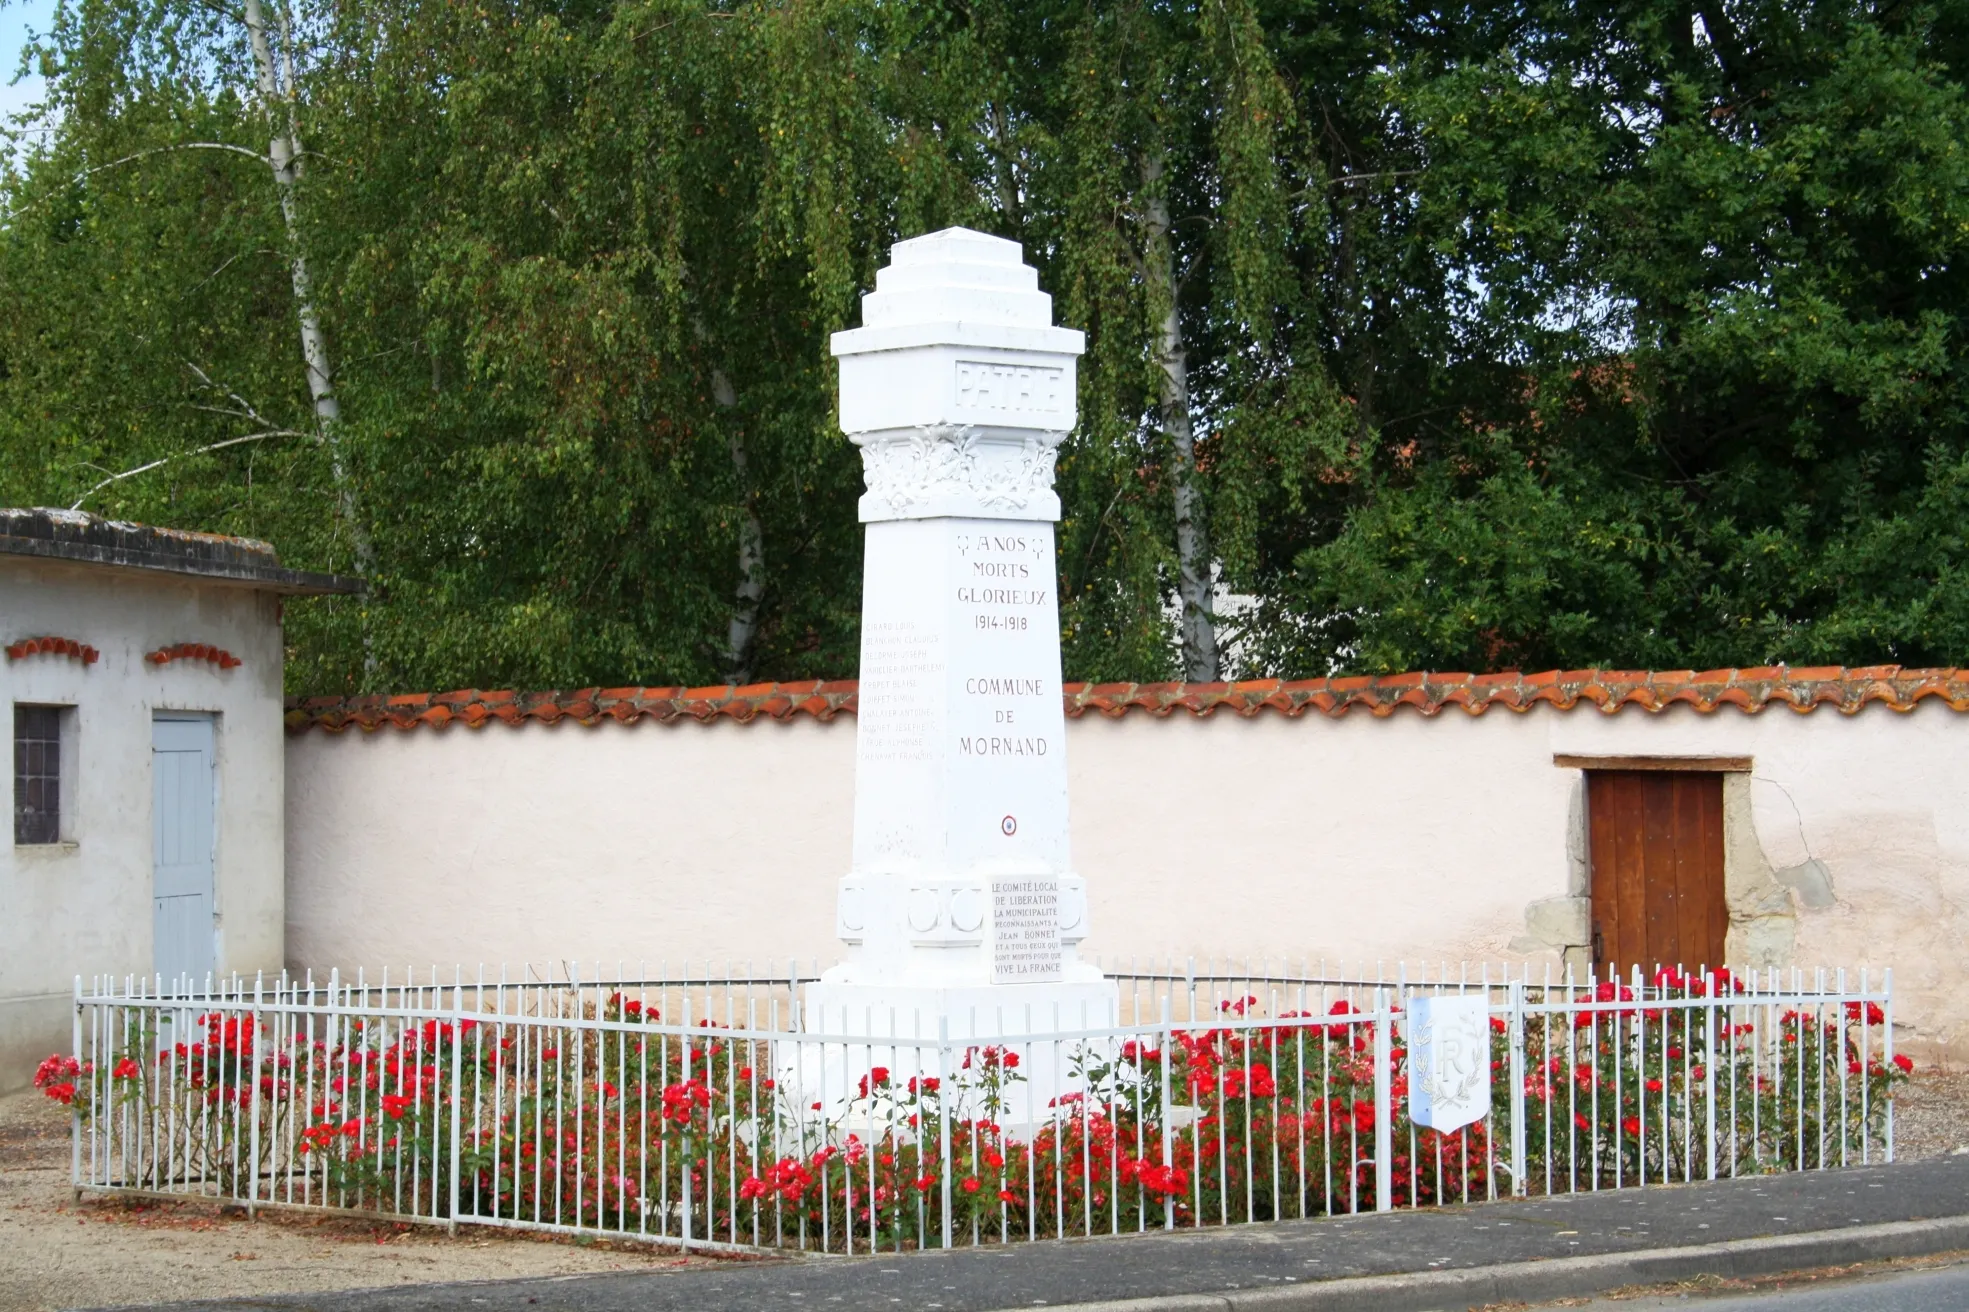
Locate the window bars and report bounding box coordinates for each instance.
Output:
[13,705,62,845]
[60,960,1898,1254]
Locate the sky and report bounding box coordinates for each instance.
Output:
[0,0,54,146]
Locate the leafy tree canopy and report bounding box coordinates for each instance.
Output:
[0,0,1964,691]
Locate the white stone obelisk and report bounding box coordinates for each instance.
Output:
[805,228,1116,1040]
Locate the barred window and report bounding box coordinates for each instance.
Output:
[14,705,62,845]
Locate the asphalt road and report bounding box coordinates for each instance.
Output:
[1601,1260,1969,1309]
[100,1156,1969,1312]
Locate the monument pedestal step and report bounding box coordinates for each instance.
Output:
[803,975,1118,1040]
[789,977,1121,1127]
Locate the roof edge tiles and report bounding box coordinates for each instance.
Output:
[1,507,363,597]
[283,666,1969,734]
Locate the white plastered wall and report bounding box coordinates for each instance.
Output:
[283,716,856,974]
[284,699,1969,1061]
[1,557,287,1092]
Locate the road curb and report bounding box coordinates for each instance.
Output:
[1044,1216,1969,1312]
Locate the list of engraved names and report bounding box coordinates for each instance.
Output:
[858,619,941,764]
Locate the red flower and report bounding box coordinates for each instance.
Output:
[1134,1162,1189,1196]
[998,1189,1018,1204]
[1323,999,1361,1040]
[1893,1054,1914,1074]
[962,1177,981,1194]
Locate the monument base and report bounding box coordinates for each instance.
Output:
[790,975,1120,1128]
[804,972,1117,1040]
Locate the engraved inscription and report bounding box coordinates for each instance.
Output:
[952,531,1057,760]
[858,619,941,763]
[991,877,1062,983]
[957,361,1065,414]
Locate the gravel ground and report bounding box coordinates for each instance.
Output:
[1889,1066,1969,1161]
[0,1091,738,1312]
[1,1068,1962,1312]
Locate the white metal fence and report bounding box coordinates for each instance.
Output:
[52,961,1900,1253]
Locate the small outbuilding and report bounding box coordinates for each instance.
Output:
[1,508,359,1090]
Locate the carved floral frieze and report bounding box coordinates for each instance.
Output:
[858,425,1064,520]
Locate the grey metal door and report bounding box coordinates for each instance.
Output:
[153,715,216,988]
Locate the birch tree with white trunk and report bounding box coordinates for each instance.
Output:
[1140,146,1219,681]
[239,0,375,590]
[1051,0,1292,683]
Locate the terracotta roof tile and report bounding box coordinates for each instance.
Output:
[146,643,242,669]
[282,667,1969,734]
[5,635,100,664]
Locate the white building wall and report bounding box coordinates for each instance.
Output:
[1,557,287,1091]
[284,699,1969,1060]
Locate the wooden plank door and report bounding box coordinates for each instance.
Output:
[1586,771,1727,979]
[153,715,217,989]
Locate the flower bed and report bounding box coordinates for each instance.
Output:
[41,969,1906,1252]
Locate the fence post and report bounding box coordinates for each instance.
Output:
[938,1014,953,1252]
[1704,986,1717,1180]
[1883,968,1895,1163]
[448,978,464,1234]
[248,974,263,1217]
[682,992,694,1248]
[1508,980,1527,1196]
[1373,987,1392,1213]
[71,976,82,1198]
[1160,995,1174,1231]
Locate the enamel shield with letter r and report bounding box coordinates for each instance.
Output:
[1408,994,1492,1133]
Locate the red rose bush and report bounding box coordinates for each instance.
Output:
[32,975,1909,1251]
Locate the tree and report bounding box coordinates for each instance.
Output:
[5,0,1966,691]
[0,0,994,692]
[1241,0,1969,675]
[1034,0,1303,682]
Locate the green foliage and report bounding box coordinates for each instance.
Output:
[1253,0,1969,674]
[2,0,1966,690]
